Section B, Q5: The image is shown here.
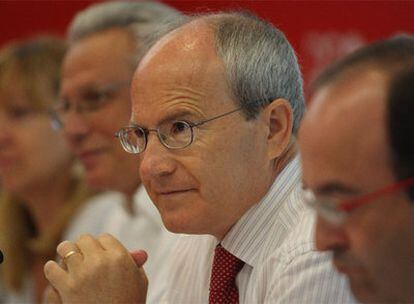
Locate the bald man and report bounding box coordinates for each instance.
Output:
[299,36,414,303]
[44,12,353,303]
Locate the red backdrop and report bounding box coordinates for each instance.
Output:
[1,1,413,91]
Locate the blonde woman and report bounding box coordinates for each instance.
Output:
[0,37,92,303]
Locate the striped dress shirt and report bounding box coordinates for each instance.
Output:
[160,156,356,303]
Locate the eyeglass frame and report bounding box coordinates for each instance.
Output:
[303,176,414,225]
[49,79,130,130]
[115,106,244,154]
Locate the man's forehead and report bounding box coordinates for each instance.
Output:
[61,29,135,94]
[63,28,134,77]
[133,19,218,82]
[130,19,230,121]
[300,68,393,188]
[307,69,388,132]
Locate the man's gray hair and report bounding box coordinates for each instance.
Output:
[68,1,183,65]
[210,12,305,134]
[147,11,305,134]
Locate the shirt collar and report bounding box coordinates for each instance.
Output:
[221,155,301,267]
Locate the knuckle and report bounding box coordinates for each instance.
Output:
[90,257,105,270]
[56,240,72,255]
[43,261,54,278]
[77,233,93,243]
[112,250,128,264]
[98,232,114,242]
[85,254,108,272]
[75,259,107,283]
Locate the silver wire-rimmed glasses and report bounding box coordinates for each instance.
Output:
[303,176,414,225]
[115,107,243,154]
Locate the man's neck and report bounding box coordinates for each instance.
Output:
[271,140,298,181]
[214,144,298,241]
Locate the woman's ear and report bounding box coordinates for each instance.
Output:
[263,98,293,160]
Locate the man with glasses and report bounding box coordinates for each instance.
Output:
[48,1,182,303]
[299,36,414,303]
[44,11,353,303]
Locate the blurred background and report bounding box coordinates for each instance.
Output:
[0,0,413,93]
[0,2,412,302]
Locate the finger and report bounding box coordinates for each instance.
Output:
[58,258,68,271]
[97,233,127,252]
[136,266,149,296]
[76,234,105,255]
[130,250,148,267]
[44,260,69,290]
[56,240,83,269]
[44,285,62,304]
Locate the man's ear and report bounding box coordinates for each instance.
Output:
[262,98,293,160]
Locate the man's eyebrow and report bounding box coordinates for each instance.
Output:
[159,110,199,124]
[131,110,201,127]
[311,182,361,196]
[60,83,102,100]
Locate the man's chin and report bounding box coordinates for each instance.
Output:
[160,212,215,236]
[160,214,186,234]
[348,276,383,304]
[85,171,112,192]
[159,211,199,235]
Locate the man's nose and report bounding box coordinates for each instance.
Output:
[315,216,349,252]
[62,110,90,143]
[139,133,176,181]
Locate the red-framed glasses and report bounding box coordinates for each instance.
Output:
[303,176,414,225]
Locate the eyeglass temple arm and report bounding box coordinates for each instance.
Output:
[192,107,243,127]
[340,176,414,212]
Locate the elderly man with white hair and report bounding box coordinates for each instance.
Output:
[45,11,355,304]
[48,2,182,303]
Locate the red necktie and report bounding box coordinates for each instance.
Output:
[209,244,245,304]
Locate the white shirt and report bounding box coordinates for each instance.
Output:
[63,186,179,304]
[63,191,123,241]
[161,156,356,303]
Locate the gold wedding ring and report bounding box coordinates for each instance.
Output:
[63,250,79,263]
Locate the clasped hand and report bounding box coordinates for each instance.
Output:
[43,233,148,303]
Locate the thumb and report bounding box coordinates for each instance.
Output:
[43,285,62,304]
[130,250,148,267]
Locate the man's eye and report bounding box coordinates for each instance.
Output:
[81,91,108,110]
[9,107,32,119]
[170,121,189,134]
[133,128,146,139]
[83,90,104,101]
[57,100,70,112]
